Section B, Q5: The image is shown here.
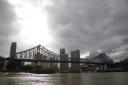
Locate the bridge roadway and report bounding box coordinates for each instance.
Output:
[0,58,107,65]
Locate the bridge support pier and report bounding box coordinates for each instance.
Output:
[104,64,108,71]
[97,64,107,72]
[3,60,8,71]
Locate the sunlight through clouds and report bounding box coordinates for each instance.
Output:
[4,0,128,60]
[8,0,53,46]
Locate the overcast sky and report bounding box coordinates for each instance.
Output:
[0,0,128,61]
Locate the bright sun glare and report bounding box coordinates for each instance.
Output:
[9,0,53,46]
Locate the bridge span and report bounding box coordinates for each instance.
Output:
[2,58,107,65]
[0,42,114,72]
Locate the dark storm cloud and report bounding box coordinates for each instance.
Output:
[0,0,17,57]
[45,0,128,58]
[0,0,128,61]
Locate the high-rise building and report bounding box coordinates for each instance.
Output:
[10,42,17,59]
[71,50,80,72]
[60,49,69,72]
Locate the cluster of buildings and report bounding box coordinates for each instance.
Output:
[31,48,81,73]
[1,42,128,72]
[60,49,80,72]
[8,42,81,72]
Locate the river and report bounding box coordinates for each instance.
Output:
[0,72,128,85]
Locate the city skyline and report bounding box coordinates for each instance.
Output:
[0,0,128,61]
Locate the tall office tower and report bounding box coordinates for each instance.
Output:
[71,50,80,72]
[60,49,69,72]
[10,42,17,59]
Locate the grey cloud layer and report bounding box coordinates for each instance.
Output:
[46,0,128,56]
[0,0,17,56]
[0,0,128,60]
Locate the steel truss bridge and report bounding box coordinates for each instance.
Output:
[0,45,113,65]
[16,45,59,61]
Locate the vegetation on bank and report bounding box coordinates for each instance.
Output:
[5,61,57,74]
[0,57,128,73]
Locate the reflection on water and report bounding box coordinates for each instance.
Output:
[0,72,128,85]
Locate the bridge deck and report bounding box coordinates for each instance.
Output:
[0,58,108,65]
